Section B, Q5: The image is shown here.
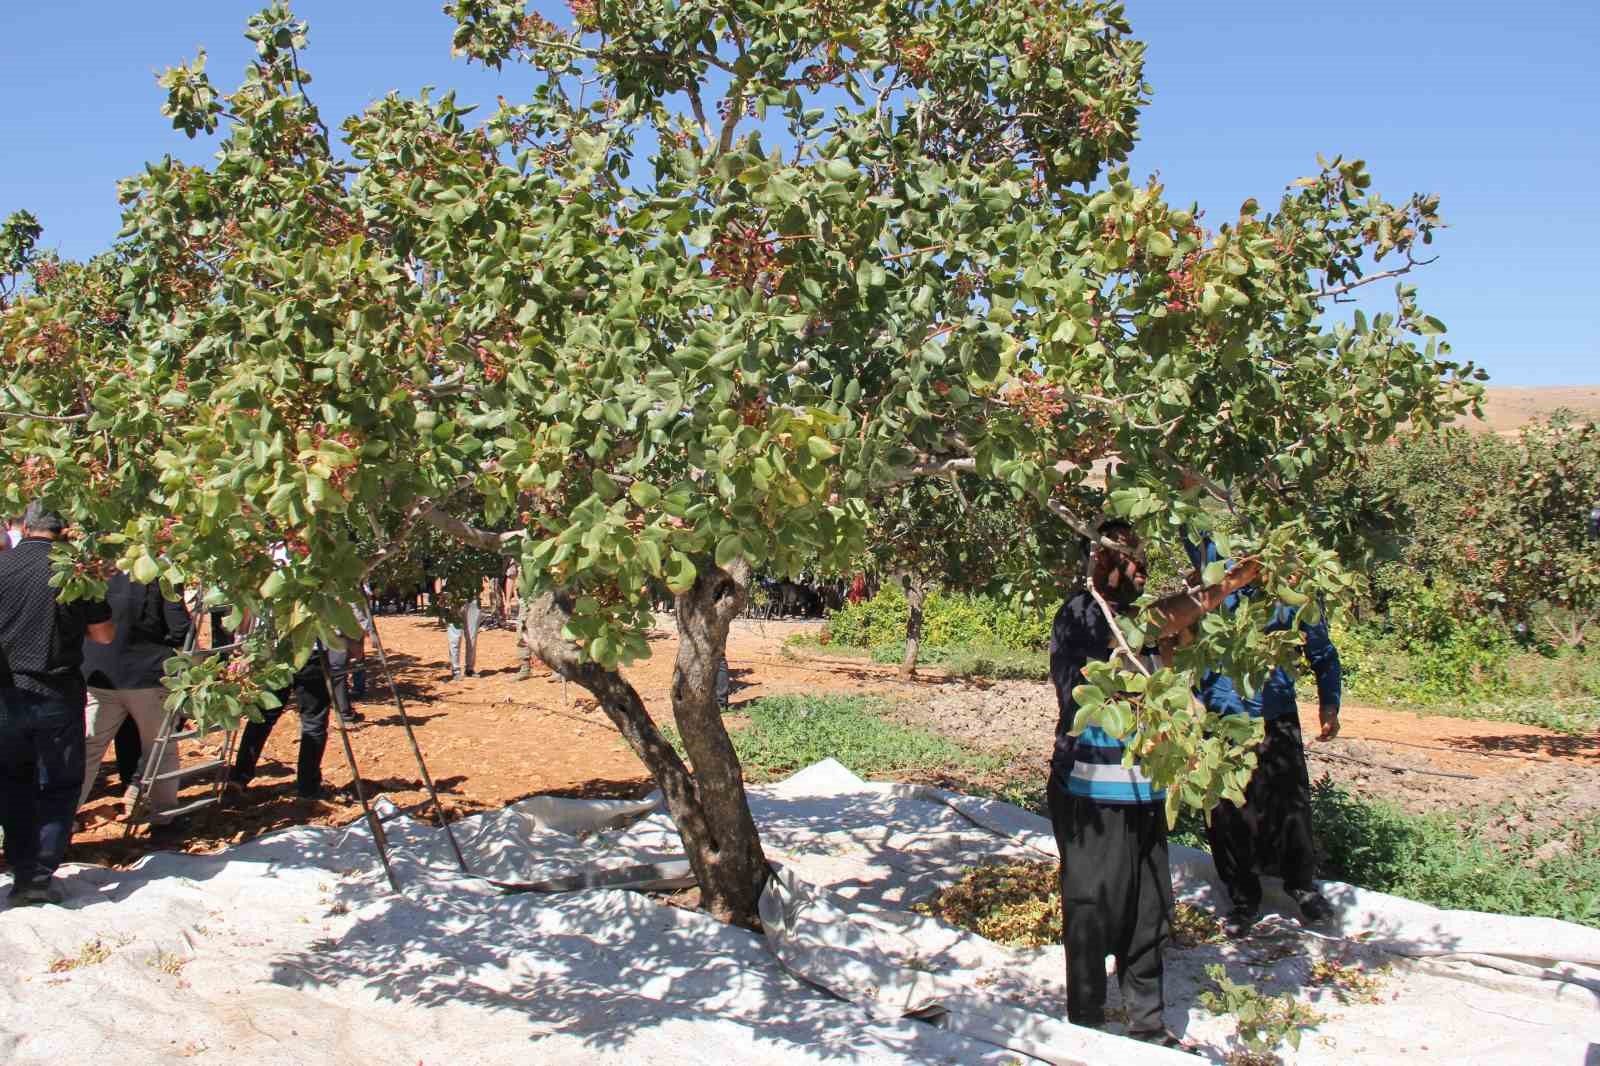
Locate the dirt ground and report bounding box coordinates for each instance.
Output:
[66,614,1600,869]
[1467,385,1600,435]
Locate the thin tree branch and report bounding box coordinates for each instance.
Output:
[1087,579,1152,678]
[0,410,90,423]
[1315,254,1437,299]
[418,504,525,554]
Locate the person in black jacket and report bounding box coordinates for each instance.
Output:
[78,573,192,828]
[0,503,114,905]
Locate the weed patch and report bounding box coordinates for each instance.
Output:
[1312,776,1600,928]
[1199,964,1324,1064]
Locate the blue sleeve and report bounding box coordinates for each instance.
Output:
[1197,671,1248,716]
[1301,613,1342,712]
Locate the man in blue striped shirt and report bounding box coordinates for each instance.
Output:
[1047,520,1260,1045]
[1185,536,1342,936]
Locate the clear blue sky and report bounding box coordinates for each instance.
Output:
[3,2,1595,384]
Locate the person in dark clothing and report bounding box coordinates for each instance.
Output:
[78,573,192,825]
[0,502,114,905]
[228,648,334,801]
[1047,520,1259,1045]
[1184,536,1342,935]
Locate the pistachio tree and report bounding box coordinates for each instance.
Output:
[1,0,1479,924]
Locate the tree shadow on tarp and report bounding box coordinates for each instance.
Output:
[264,880,995,1060]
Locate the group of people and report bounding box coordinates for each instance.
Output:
[0,501,564,908]
[1047,519,1341,1047]
[4,497,1341,1049]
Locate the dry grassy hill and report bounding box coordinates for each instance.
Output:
[1462,386,1600,435]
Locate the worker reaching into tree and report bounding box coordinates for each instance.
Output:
[1183,533,1342,937]
[1048,519,1261,1046]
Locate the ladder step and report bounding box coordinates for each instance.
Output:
[164,726,231,743]
[138,796,222,821]
[153,759,226,784]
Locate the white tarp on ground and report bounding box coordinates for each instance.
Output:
[2,759,1597,1065]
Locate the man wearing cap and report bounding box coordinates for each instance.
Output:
[0,502,115,905]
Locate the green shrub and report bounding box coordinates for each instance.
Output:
[1311,778,1600,928]
[824,586,1056,655]
[1336,620,1600,734]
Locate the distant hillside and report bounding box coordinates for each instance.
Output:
[1460,386,1600,435]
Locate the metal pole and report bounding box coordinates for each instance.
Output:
[362,614,470,873]
[319,649,403,894]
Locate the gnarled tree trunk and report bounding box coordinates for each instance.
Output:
[899,570,926,679]
[521,562,768,927]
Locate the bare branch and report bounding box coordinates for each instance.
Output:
[0,409,91,423]
[1087,579,1152,678]
[1315,253,1437,299]
[685,86,714,142]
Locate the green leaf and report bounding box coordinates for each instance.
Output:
[666,552,697,594]
[131,554,160,585]
[260,569,287,599]
[1202,560,1225,587]
[628,481,662,508]
[715,534,744,568]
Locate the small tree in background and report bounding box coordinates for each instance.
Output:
[1,1,1480,924]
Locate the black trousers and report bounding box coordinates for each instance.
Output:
[1206,713,1316,907]
[231,656,331,797]
[113,714,142,786]
[0,689,86,889]
[1049,782,1171,1034]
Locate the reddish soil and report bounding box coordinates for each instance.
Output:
[64,615,1600,869]
[1466,385,1600,435]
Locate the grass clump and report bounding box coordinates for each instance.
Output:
[693,693,1000,782]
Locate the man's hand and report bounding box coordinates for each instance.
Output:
[1219,557,1261,595]
[1318,704,1340,741]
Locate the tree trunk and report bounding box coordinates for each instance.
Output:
[899,571,925,678]
[668,559,769,925]
[522,574,768,929]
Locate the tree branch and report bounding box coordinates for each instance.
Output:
[1315,253,1437,299]
[0,409,91,423]
[1087,579,1152,678]
[418,504,524,554]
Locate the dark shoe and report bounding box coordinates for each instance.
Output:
[464,669,476,678]
[9,880,64,906]
[1127,1028,1192,1050]
[337,709,364,724]
[1292,888,1335,924]
[449,670,463,683]
[1224,903,1260,939]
